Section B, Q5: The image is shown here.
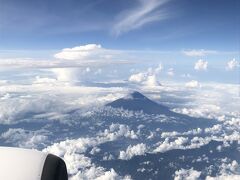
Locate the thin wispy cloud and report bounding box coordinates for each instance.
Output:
[182,49,217,57]
[112,0,171,36]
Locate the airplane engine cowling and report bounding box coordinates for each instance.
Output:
[0,147,68,180]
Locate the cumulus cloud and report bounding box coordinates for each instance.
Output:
[0,76,239,179]
[0,128,48,148]
[0,44,129,71]
[172,82,240,121]
[154,137,188,153]
[226,58,239,70]
[0,93,70,124]
[119,143,147,160]
[174,168,201,180]
[54,44,103,60]
[182,49,217,57]
[51,68,81,82]
[128,72,145,83]
[194,59,208,71]
[128,64,162,87]
[206,160,240,180]
[206,174,240,180]
[205,124,222,134]
[185,80,200,88]
[48,44,130,82]
[112,0,170,36]
[43,123,136,179]
[143,74,161,87]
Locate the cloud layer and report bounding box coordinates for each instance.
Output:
[0,77,239,179]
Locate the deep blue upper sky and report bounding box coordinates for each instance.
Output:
[0,0,239,51]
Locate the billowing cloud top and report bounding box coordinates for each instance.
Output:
[54,44,103,60]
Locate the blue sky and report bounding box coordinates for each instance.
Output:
[0,0,239,50]
[0,0,239,84]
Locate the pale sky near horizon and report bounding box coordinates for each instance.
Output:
[0,0,239,84]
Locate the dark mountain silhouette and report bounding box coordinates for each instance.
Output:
[106,91,172,115]
[106,91,217,129]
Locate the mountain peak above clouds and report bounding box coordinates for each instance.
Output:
[124,91,147,100]
[106,91,170,115]
[105,91,217,128]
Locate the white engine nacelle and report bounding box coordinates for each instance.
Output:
[0,147,68,180]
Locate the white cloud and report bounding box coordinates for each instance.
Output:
[204,124,222,135]
[161,128,202,138]
[0,58,59,69]
[206,174,240,180]
[98,123,138,140]
[0,92,71,124]
[0,44,129,70]
[206,160,240,180]
[112,0,170,36]
[119,143,147,160]
[49,44,130,82]
[171,82,240,121]
[128,72,145,83]
[0,128,48,148]
[51,68,81,82]
[94,68,102,75]
[154,137,188,153]
[194,59,208,71]
[226,58,239,70]
[129,73,161,88]
[152,63,164,74]
[33,76,58,84]
[94,169,119,180]
[54,44,102,60]
[174,168,201,180]
[167,68,174,76]
[185,80,200,88]
[43,123,136,179]
[85,67,91,73]
[0,57,107,69]
[182,49,217,57]
[0,83,127,124]
[128,64,162,88]
[181,73,192,78]
[0,77,239,179]
[143,74,161,87]
[0,80,8,84]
